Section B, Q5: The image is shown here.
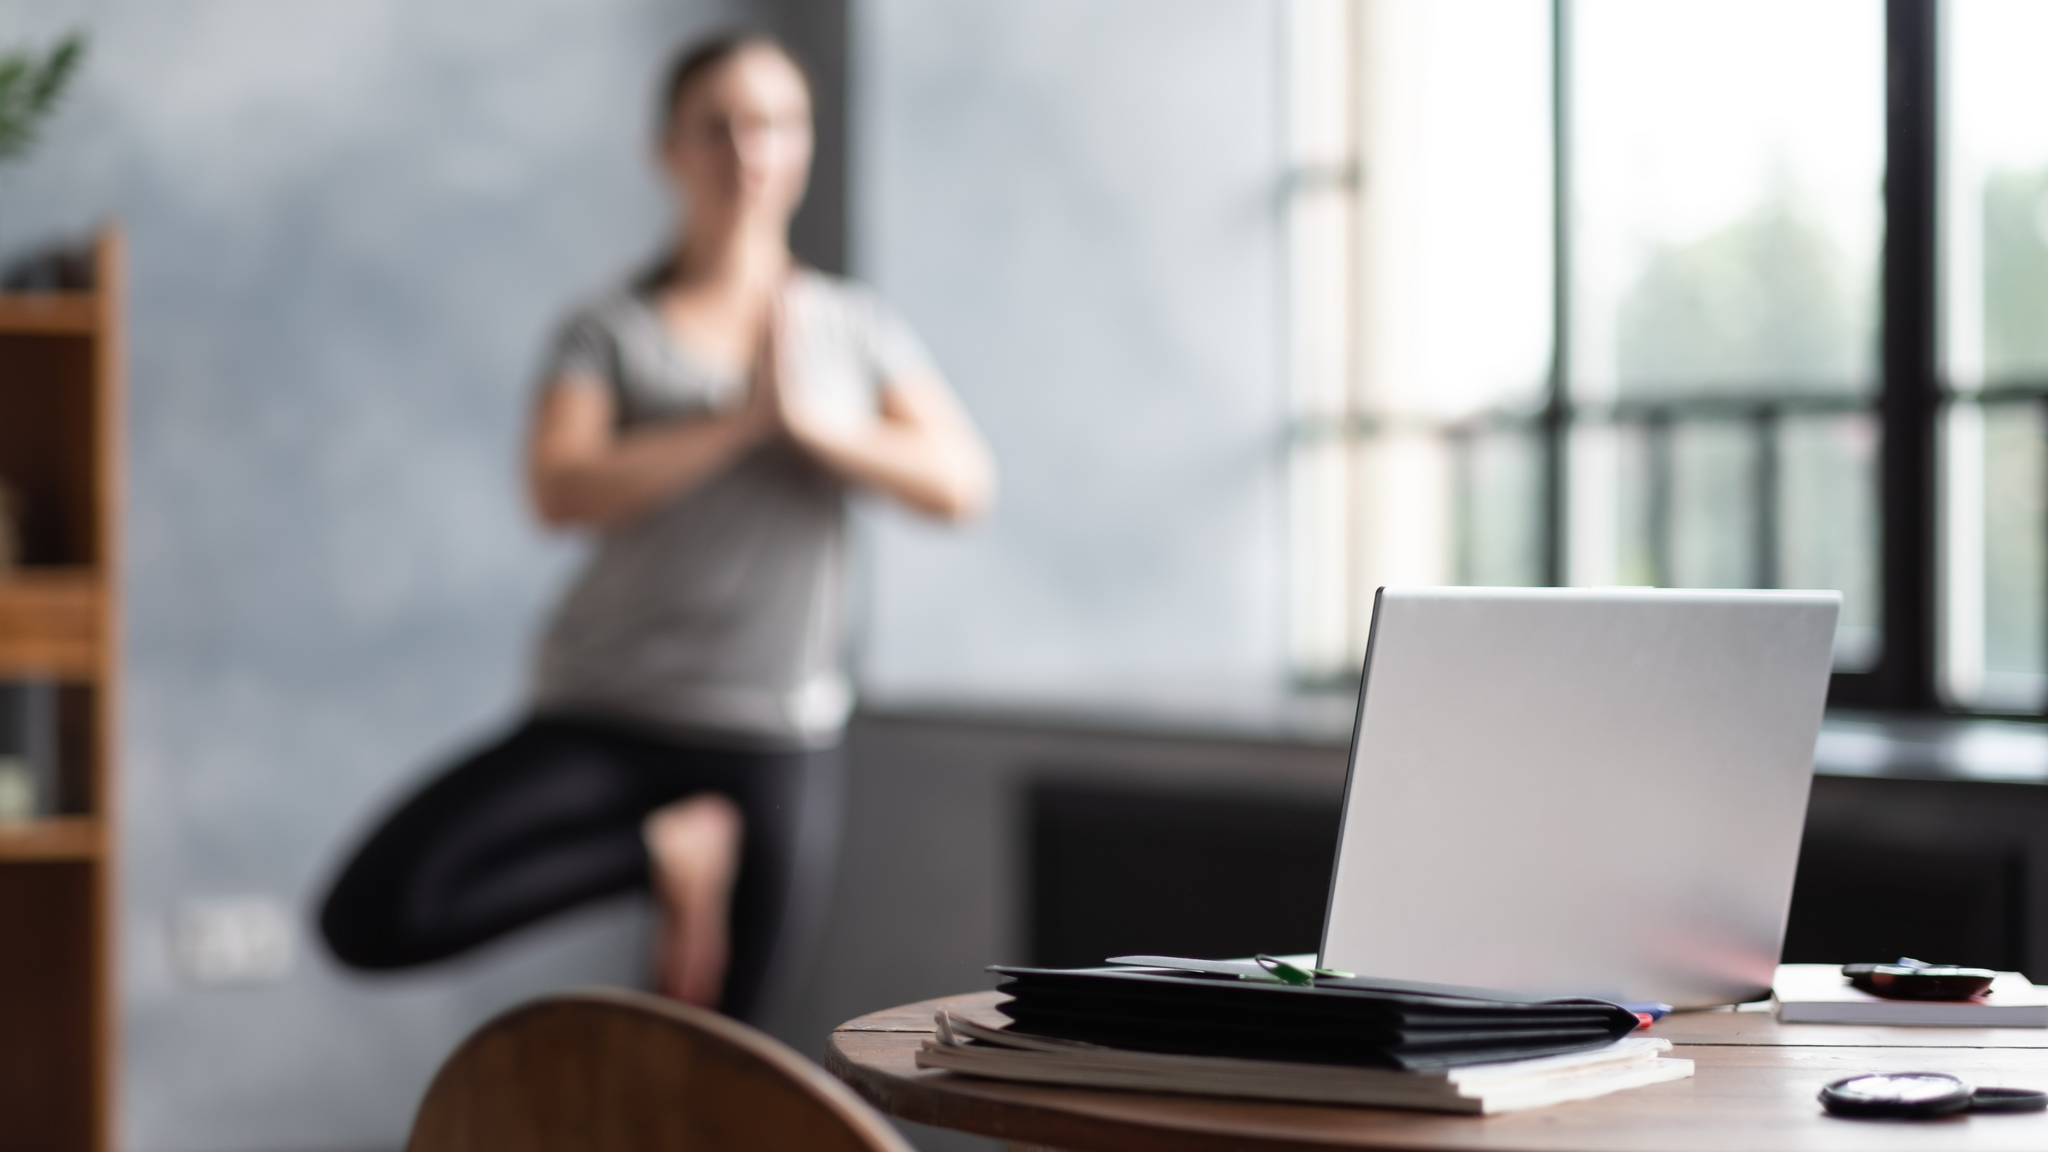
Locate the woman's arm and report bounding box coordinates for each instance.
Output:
[526,375,772,528]
[760,297,994,521]
[791,376,995,521]
[776,368,995,522]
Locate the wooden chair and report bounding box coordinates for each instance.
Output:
[408,988,916,1152]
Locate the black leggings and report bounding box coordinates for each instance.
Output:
[318,715,843,1023]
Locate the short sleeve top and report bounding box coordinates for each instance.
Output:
[531,266,937,748]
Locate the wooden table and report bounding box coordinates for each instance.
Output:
[826,992,2048,1151]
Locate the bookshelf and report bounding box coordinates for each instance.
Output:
[0,228,122,1152]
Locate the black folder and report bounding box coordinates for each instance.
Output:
[990,963,1643,1071]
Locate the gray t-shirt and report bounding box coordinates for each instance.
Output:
[531,267,937,748]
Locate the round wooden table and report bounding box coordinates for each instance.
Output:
[826,991,2048,1152]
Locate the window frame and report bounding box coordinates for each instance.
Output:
[1288,0,1969,714]
[1552,0,1939,711]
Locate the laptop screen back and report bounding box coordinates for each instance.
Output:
[1319,586,1839,1008]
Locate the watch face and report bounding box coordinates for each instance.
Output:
[1820,1073,1973,1118]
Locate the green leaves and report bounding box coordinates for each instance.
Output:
[0,33,87,166]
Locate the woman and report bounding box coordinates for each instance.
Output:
[319,32,993,1020]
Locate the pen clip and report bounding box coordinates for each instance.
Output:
[1253,954,1316,985]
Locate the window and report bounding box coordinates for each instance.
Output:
[1569,0,1883,677]
[1941,0,2048,710]
[1290,0,2023,716]
[1287,0,1553,678]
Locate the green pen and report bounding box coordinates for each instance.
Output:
[1253,955,1355,984]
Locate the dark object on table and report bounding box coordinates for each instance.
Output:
[1843,958,1996,1001]
[1970,1086,2048,1113]
[990,962,1642,1071]
[1,236,94,291]
[1820,1072,1972,1118]
[1819,1073,2048,1119]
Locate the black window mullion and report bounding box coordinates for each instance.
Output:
[1540,0,1939,708]
[1543,0,1573,588]
[1863,0,1942,710]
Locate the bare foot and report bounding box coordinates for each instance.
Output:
[644,794,743,1008]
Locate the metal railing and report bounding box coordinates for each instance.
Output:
[1292,377,2048,709]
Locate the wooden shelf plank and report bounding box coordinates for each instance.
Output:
[0,228,118,1152]
[0,294,97,336]
[0,645,99,678]
[0,817,102,861]
[0,570,103,678]
[0,566,101,591]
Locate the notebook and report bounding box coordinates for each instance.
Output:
[986,962,1643,1070]
[920,1008,1693,1114]
[1772,964,2048,1027]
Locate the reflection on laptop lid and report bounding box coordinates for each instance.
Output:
[1319,586,1839,1009]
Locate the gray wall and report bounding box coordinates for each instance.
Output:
[0,0,1288,1149]
[851,0,1290,703]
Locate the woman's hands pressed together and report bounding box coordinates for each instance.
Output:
[753,293,995,522]
[530,283,992,530]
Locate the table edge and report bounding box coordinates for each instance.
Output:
[826,992,2048,1152]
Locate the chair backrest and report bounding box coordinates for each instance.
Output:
[408,988,915,1152]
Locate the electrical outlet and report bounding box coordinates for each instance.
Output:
[170,896,294,987]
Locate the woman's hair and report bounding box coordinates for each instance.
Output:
[659,30,812,137]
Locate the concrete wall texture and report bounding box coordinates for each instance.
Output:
[853,0,1289,702]
[0,1,1288,1149]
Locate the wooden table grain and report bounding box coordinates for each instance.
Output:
[826,992,2048,1151]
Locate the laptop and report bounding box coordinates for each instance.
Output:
[1318,586,1840,1009]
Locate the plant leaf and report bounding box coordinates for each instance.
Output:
[0,32,88,166]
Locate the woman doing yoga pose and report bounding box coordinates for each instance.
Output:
[319,32,993,1019]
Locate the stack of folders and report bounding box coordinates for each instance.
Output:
[914,960,1694,1114]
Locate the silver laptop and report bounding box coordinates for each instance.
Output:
[1319,586,1839,1008]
